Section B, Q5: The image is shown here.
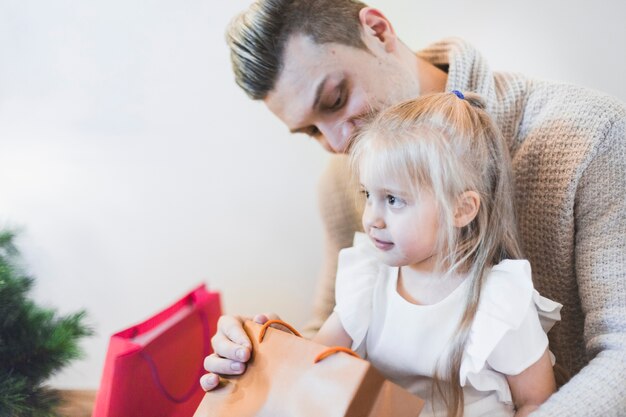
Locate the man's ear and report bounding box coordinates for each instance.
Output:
[358,7,397,52]
[454,191,481,228]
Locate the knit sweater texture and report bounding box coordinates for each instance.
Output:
[309,38,626,416]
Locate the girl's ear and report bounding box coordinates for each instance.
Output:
[454,191,481,228]
[358,7,397,52]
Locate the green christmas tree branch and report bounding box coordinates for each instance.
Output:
[0,230,94,417]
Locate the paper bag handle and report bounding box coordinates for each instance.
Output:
[258,319,302,342]
[314,346,361,363]
[139,308,211,403]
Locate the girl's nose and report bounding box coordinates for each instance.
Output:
[363,205,385,230]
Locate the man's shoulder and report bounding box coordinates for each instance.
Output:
[513,78,625,153]
[524,79,626,123]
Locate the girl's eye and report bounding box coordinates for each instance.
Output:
[360,189,370,200]
[386,195,406,208]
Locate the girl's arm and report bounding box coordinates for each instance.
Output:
[312,311,353,348]
[506,349,557,417]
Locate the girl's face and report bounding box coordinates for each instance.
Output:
[360,172,441,273]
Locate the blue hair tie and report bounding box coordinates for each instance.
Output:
[451,90,465,99]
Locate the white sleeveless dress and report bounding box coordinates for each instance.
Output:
[334,233,562,417]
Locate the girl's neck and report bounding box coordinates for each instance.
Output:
[397,266,466,306]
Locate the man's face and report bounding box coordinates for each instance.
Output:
[264,34,421,153]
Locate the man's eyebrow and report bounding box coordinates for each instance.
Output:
[289,75,329,134]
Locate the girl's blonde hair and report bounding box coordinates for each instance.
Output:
[349,92,522,417]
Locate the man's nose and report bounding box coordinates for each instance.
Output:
[318,120,356,154]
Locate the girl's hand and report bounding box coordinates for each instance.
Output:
[200,313,279,391]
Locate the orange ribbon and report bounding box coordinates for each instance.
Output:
[258,319,302,343]
[314,346,361,363]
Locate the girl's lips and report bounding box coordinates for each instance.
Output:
[372,237,394,251]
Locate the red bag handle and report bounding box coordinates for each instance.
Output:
[138,295,212,403]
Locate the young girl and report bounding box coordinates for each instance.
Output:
[312,91,562,417]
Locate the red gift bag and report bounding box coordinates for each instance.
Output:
[93,284,221,417]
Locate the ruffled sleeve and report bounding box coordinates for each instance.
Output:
[333,232,382,352]
[460,259,562,403]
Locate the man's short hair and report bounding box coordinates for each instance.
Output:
[226,0,368,100]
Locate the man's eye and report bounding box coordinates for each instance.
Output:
[331,90,344,109]
[324,82,346,111]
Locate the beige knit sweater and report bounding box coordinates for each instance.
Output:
[308,39,626,416]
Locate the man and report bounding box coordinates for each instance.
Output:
[202,0,626,415]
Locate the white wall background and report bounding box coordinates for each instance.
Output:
[0,0,624,389]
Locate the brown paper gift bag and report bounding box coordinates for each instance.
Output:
[194,320,424,417]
